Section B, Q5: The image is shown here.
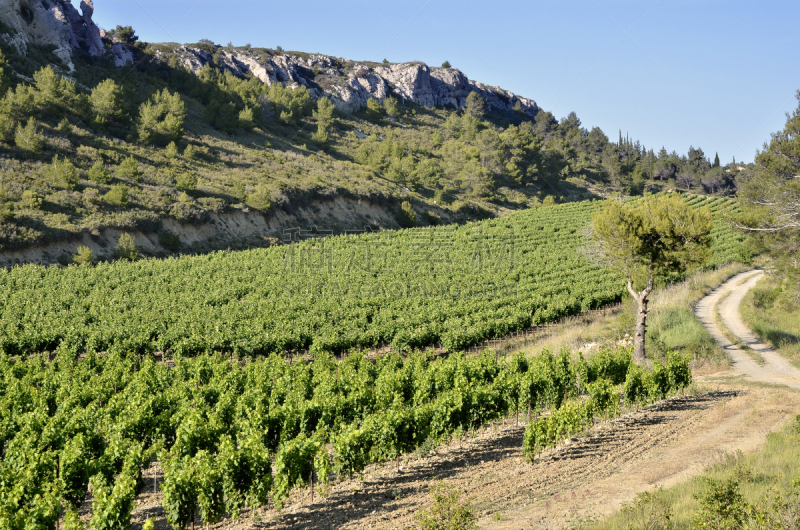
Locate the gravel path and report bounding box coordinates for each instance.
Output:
[694,269,800,390]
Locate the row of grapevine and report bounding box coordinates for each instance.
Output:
[522,351,692,459]
[0,196,745,359]
[0,343,651,529]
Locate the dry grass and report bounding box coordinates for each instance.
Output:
[740,273,800,369]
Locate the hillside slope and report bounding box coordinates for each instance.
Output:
[0,1,736,263]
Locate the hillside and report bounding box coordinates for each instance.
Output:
[0,1,739,264]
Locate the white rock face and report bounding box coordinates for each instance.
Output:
[173,48,539,117]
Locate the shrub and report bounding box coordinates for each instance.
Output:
[72,246,94,266]
[183,144,196,160]
[158,231,181,252]
[442,60,452,69]
[396,201,417,228]
[21,190,42,209]
[104,184,130,207]
[268,83,312,124]
[620,488,673,530]
[113,233,139,261]
[691,477,748,529]
[15,117,43,155]
[88,160,112,184]
[47,155,79,190]
[137,89,186,146]
[116,156,140,181]
[383,96,400,118]
[165,141,180,159]
[246,185,272,211]
[415,481,478,530]
[90,79,127,124]
[365,98,384,122]
[175,172,198,193]
[238,106,255,130]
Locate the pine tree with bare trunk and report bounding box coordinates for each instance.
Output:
[590,194,712,364]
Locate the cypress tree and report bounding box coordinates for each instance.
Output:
[713,152,720,168]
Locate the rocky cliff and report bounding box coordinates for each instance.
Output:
[0,0,132,71]
[0,1,536,116]
[166,46,539,117]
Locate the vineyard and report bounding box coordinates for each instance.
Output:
[0,194,743,529]
[0,195,746,360]
[0,343,692,529]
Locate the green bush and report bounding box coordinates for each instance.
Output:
[104,184,130,207]
[20,190,42,209]
[396,200,417,227]
[114,233,139,261]
[14,117,43,155]
[116,156,140,181]
[90,79,127,124]
[415,481,478,530]
[158,230,181,252]
[245,185,272,211]
[691,477,748,529]
[365,98,384,122]
[165,141,180,159]
[72,245,94,266]
[137,89,186,146]
[47,155,79,189]
[88,160,112,184]
[268,83,312,124]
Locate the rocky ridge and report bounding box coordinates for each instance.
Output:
[0,0,132,71]
[166,45,539,116]
[0,1,536,115]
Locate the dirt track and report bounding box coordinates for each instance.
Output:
[694,269,800,390]
[126,270,800,530]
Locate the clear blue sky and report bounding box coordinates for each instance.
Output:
[85,0,800,164]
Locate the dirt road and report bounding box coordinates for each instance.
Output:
[694,269,800,390]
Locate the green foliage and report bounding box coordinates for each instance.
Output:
[312,97,335,146]
[113,233,139,261]
[88,160,112,184]
[20,190,41,209]
[104,184,130,207]
[106,25,139,44]
[238,106,255,130]
[464,91,486,120]
[165,141,180,159]
[619,488,674,530]
[89,473,137,530]
[691,477,748,529]
[14,117,43,155]
[33,66,82,117]
[90,79,128,124]
[245,185,271,211]
[269,83,312,124]
[47,155,79,189]
[415,481,478,530]
[116,156,140,181]
[737,90,800,296]
[159,230,181,252]
[593,194,713,285]
[365,97,384,122]
[395,200,417,227]
[137,89,186,146]
[73,245,94,265]
[441,60,452,69]
[383,96,400,118]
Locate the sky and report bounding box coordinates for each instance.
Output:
[83,0,800,164]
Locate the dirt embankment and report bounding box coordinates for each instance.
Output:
[0,196,405,267]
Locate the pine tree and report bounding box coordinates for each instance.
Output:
[713,152,720,168]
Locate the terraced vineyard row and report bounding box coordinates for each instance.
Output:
[0,196,746,359]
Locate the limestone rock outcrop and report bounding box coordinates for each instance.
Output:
[169,47,539,117]
[0,0,132,71]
